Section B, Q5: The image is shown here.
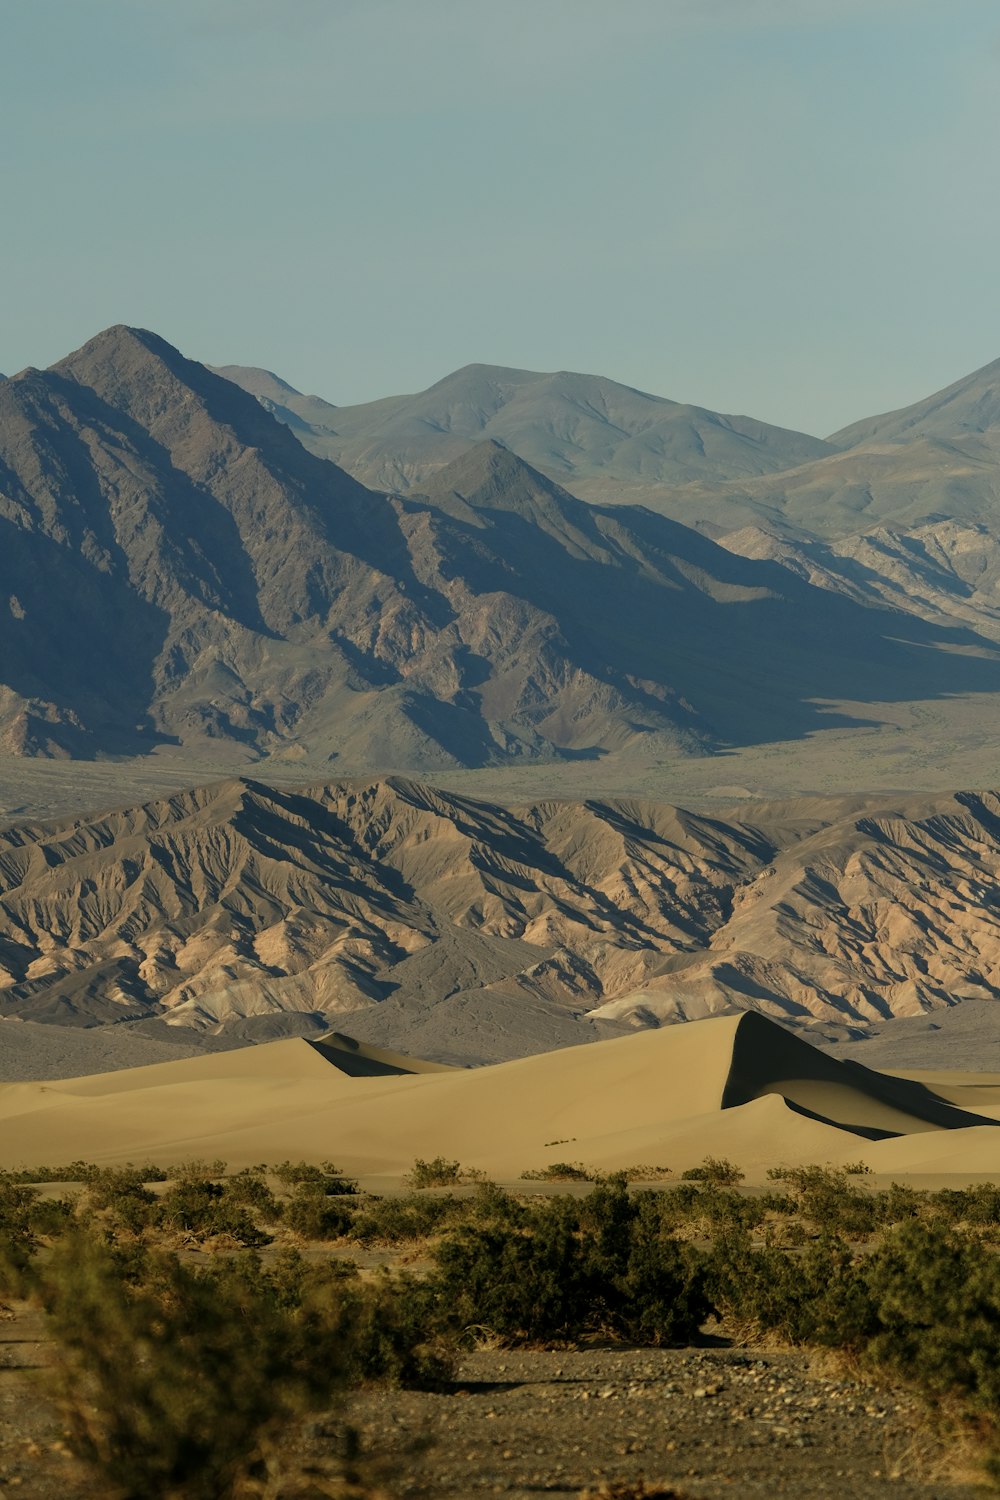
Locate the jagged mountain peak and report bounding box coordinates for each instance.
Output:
[4,325,1000,771]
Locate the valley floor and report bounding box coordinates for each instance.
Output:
[347,1347,982,1499]
[0,1323,983,1499]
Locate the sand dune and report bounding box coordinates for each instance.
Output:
[0,1013,996,1183]
[306,1032,456,1078]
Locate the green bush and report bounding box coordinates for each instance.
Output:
[220,1166,281,1218]
[284,1184,355,1241]
[272,1160,358,1194]
[863,1220,1000,1412]
[35,1231,341,1500]
[766,1165,877,1239]
[217,1247,360,1312]
[433,1177,709,1345]
[405,1157,463,1189]
[434,1214,588,1341]
[929,1184,1000,1231]
[581,1180,709,1343]
[348,1192,460,1244]
[315,1270,455,1390]
[31,1224,456,1499]
[520,1161,594,1182]
[0,1178,45,1254]
[157,1171,271,1247]
[681,1157,744,1188]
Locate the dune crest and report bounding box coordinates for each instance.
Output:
[1,1012,996,1182]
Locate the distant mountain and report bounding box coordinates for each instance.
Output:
[215,360,835,495]
[830,356,1000,448]
[5,776,1000,1058]
[0,775,767,1057]
[214,355,1000,646]
[599,787,1000,1034]
[0,326,412,758]
[211,364,340,440]
[3,326,998,767]
[721,518,1000,643]
[673,358,1000,641]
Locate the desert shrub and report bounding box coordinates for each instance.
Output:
[875,1182,923,1225]
[434,1179,708,1345]
[222,1247,360,1312]
[582,1180,709,1343]
[220,1166,281,1218]
[930,1184,1000,1231]
[434,1214,588,1341]
[862,1220,1000,1411]
[317,1270,455,1390]
[467,1178,528,1226]
[650,1183,702,1228]
[689,1186,768,1237]
[680,1157,744,1188]
[0,1178,44,1250]
[707,1229,877,1348]
[26,1195,74,1237]
[766,1164,877,1239]
[35,1230,342,1500]
[520,1161,593,1182]
[158,1171,271,1247]
[4,1161,119,1184]
[284,1184,355,1241]
[348,1191,460,1244]
[83,1166,158,1211]
[33,1226,454,1499]
[272,1160,359,1194]
[405,1157,463,1189]
[0,1230,33,1298]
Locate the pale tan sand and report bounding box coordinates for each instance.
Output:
[0,1014,997,1182]
[865,1125,1000,1176]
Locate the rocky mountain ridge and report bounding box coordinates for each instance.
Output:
[218,353,1000,652]
[3,777,1000,1062]
[4,327,990,769]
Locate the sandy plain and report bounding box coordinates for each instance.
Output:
[1,1014,997,1186]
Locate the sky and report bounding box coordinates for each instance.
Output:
[3,0,1000,436]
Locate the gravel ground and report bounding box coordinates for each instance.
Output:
[0,1309,987,1499]
[344,1347,982,1499]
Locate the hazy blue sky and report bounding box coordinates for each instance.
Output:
[3,0,1000,435]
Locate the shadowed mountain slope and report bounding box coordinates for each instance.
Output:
[5,328,996,767]
[213,351,1000,699]
[215,360,835,495]
[6,779,1000,1061]
[644,357,1000,652]
[0,776,772,1053]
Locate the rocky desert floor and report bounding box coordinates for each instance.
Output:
[0,1307,986,1499]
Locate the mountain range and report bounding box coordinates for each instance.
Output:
[220,353,1000,649]
[2,327,999,771]
[213,360,836,495]
[3,776,1000,1062]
